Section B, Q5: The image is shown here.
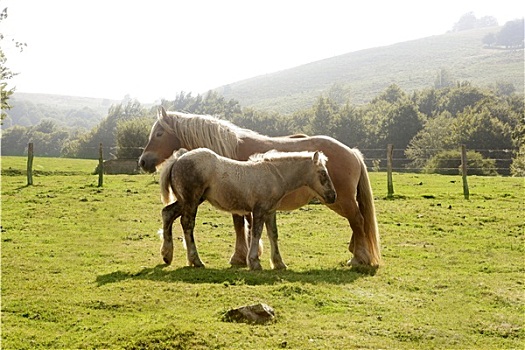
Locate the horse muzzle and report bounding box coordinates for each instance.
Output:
[138,153,158,173]
[324,190,337,204]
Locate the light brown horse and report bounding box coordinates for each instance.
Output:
[159,148,336,270]
[139,107,381,267]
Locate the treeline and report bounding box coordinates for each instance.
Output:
[3,97,107,130]
[2,84,523,176]
[482,18,524,49]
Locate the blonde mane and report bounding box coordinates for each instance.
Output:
[157,111,252,158]
[249,150,328,165]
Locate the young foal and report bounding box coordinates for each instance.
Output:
[159,148,336,270]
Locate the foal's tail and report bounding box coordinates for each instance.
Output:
[159,149,189,205]
[356,151,381,266]
[159,157,176,205]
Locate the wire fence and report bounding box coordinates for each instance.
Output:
[19,142,519,200]
[360,148,514,174]
[17,142,517,174]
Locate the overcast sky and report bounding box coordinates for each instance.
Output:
[2,0,522,103]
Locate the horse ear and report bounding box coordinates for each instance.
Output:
[313,151,320,163]
[158,106,168,120]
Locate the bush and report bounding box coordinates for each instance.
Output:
[424,149,497,176]
[510,145,525,177]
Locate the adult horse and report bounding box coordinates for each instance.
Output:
[159,148,336,270]
[139,107,381,267]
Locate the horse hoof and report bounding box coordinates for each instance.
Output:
[347,257,361,267]
[248,261,263,271]
[229,255,248,267]
[190,260,205,268]
[271,262,287,270]
[163,256,172,265]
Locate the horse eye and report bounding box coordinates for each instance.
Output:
[155,131,164,138]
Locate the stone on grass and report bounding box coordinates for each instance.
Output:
[223,303,275,324]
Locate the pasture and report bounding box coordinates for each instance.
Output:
[1,156,523,349]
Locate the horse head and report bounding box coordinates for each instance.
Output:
[139,107,182,173]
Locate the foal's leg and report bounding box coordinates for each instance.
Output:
[247,211,266,271]
[180,207,205,268]
[265,212,287,270]
[161,201,182,265]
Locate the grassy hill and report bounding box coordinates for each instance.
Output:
[216,27,524,113]
[4,93,121,130]
[7,27,523,125]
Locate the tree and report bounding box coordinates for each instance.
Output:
[0,120,69,157]
[434,69,454,89]
[372,83,407,104]
[453,12,498,32]
[424,149,497,175]
[1,7,26,121]
[310,96,340,136]
[482,32,497,47]
[116,117,153,159]
[437,84,492,116]
[453,12,477,32]
[333,103,367,148]
[74,100,146,159]
[406,112,456,170]
[497,19,524,48]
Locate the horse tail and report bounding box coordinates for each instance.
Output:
[356,150,381,266]
[159,149,190,205]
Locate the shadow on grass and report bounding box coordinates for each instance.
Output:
[96,264,375,287]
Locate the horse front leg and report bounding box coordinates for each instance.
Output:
[180,207,205,268]
[264,212,287,270]
[160,201,182,265]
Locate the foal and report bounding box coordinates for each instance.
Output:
[159,148,336,270]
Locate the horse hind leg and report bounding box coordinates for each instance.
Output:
[265,213,287,270]
[160,201,182,265]
[180,207,205,268]
[229,214,250,266]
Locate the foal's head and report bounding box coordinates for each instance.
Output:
[253,150,337,204]
[310,151,337,204]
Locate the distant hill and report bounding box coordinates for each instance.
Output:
[5,27,523,128]
[216,27,524,113]
[3,93,120,130]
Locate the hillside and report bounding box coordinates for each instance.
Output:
[5,27,523,126]
[4,93,121,130]
[216,27,524,113]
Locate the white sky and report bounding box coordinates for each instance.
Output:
[2,0,523,103]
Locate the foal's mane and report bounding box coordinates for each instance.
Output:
[157,111,256,158]
[249,150,327,166]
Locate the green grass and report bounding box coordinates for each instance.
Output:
[1,157,523,349]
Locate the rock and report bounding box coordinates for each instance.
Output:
[223,303,275,324]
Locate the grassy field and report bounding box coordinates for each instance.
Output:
[1,156,523,349]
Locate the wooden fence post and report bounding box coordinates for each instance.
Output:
[98,143,104,187]
[27,142,34,186]
[387,144,394,198]
[461,144,469,200]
